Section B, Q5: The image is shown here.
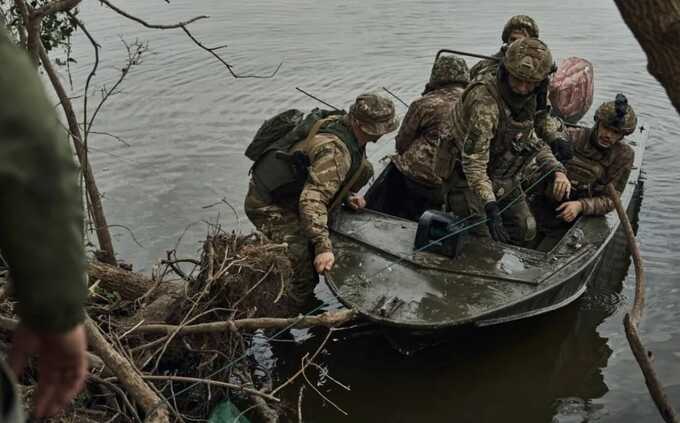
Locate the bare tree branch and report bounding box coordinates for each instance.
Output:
[98,0,281,78]
[608,184,679,423]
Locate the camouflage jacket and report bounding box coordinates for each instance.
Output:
[393,85,464,186]
[469,49,503,82]
[0,29,87,334]
[565,126,634,215]
[450,79,565,205]
[297,132,368,255]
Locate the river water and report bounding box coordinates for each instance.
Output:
[65,1,680,421]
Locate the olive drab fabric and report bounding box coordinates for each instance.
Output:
[0,28,87,420]
[594,94,637,135]
[504,37,553,83]
[562,126,634,215]
[501,15,539,42]
[245,108,304,161]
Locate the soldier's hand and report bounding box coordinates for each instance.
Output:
[347,194,367,210]
[556,201,583,222]
[314,252,335,273]
[9,323,88,417]
[484,201,510,243]
[552,172,572,201]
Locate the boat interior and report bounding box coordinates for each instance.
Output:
[362,162,574,256]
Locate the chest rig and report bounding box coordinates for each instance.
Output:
[565,127,607,197]
[483,80,543,182]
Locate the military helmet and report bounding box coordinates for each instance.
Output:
[594,93,637,135]
[501,15,539,43]
[349,93,399,136]
[429,55,470,86]
[503,38,553,82]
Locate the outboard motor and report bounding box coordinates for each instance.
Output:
[414,210,467,258]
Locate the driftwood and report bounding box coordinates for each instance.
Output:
[88,261,153,301]
[85,317,171,423]
[132,309,357,335]
[608,184,679,423]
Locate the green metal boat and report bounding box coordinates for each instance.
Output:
[326,125,646,329]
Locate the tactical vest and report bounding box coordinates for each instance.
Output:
[565,127,607,197]
[451,79,542,183]
[251,117,364,207]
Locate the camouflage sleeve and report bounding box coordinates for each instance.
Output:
[298,135,351,255]
[469,59,496,81]
[534,111,566,143]
[460,90,499,205]
[579,146,634,216]
[534,137,566,175]
[395,100,424,154]
[0,31,87,334]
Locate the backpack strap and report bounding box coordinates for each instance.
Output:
[328,157,368,213]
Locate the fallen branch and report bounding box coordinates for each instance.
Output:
[105,375,280,403]
[608,183,679,423]
[132,309,357,335]
[85,316,171,423]
[87,260,154,300]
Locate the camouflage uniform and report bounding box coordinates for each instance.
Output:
[0,29,87,420]
[245,94,397,306]
[392,55,469,220]
[469,17,568,162]
[538,97,636,221]
[561,126,634,214]
[448,39,565,243]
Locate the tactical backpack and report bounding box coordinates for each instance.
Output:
[245,108,345,163]
[246,108,350,204]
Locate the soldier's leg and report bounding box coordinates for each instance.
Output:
[447,186,490,238]
[244,184,317,306]
[500,187,537,245]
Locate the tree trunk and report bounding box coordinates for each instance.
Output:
[14,0,118,265]
[614,0,680,115]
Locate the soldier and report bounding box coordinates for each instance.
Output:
[469,15,573,164]
[542,94,636,224]
[448,38,571,244]
[392,55,470,220]
[245,93,398,307]
[469,15,539,82]
[0,29,88,419]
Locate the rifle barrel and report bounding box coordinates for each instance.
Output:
[382,87,409,108]
[295,87,341,111]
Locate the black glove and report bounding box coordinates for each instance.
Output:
[553,136,574,163]
[485,201,510,243]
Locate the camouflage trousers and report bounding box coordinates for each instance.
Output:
[447,174,536,244]
[244,183,317,307]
